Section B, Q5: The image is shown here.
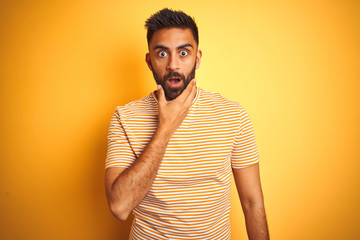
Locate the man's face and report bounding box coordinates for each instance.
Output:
[146,28,202,100]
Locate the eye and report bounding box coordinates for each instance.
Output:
[180,50,188,56]
[158,51,167,57]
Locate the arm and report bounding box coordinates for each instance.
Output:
[233,163,270,240]
[105,79,197,221]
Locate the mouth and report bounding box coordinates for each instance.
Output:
[168,77,181,83]
[166,77,182,88]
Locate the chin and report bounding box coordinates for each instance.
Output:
[165,88,183,100]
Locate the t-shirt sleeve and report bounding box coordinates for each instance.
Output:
[231,107,260,169]
[105,108,136,170]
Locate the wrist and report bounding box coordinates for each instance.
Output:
[153,125,173,145]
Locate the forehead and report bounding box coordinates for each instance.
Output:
[149,28,197,50]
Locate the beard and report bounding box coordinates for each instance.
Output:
[151,62,196,100]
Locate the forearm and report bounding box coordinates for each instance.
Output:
[109,128,171,220]
[243,202,269,240]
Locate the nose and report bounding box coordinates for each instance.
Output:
[166,54,180,71]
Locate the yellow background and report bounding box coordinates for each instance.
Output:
[1,0,359,239]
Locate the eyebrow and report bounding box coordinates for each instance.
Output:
[153,43,194,51]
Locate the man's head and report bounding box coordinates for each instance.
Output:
[145,8,202,100]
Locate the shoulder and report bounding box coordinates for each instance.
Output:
[199,90,256,137]
[115,93,157,119]
[198,89,248,115]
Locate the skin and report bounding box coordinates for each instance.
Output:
[233,164,270,240]
[105,27,269,239]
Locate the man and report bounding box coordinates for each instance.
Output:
[105,8,269,240]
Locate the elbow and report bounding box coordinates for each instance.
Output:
[241,197,265,213]
[109,202,132,221]
[115,212,131,222]
[242,201,263,213]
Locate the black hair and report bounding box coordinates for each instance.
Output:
[145,8,199,46]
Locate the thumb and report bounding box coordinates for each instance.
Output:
[157,84,166,102]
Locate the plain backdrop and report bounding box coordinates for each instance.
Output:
[1,0,359,239]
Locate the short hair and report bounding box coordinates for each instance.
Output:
[145,8,199,46]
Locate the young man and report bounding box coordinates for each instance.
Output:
[105,8,269,240]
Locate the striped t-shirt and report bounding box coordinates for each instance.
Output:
[106,88,260,239]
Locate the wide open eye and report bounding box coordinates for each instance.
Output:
[158,51,167,57]
[180,50,188,56]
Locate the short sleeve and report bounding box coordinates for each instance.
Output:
[231,107,260,169]
[105,108,137,169]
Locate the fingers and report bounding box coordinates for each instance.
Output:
[185,79,196,95]
[183,79,197,104]
[157,84,165,103]
[184,80,197,106]
[178,79,197,102]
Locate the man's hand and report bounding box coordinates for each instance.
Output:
[156,79,197,141]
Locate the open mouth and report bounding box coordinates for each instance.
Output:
[168,77,181,83]
[167,77,182,88]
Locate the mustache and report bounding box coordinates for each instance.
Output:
[164,71,185,80]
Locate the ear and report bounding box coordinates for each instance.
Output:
[195,49,202,69]
[145,53,152,71]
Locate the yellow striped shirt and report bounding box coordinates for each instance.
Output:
[106,88,260,239]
